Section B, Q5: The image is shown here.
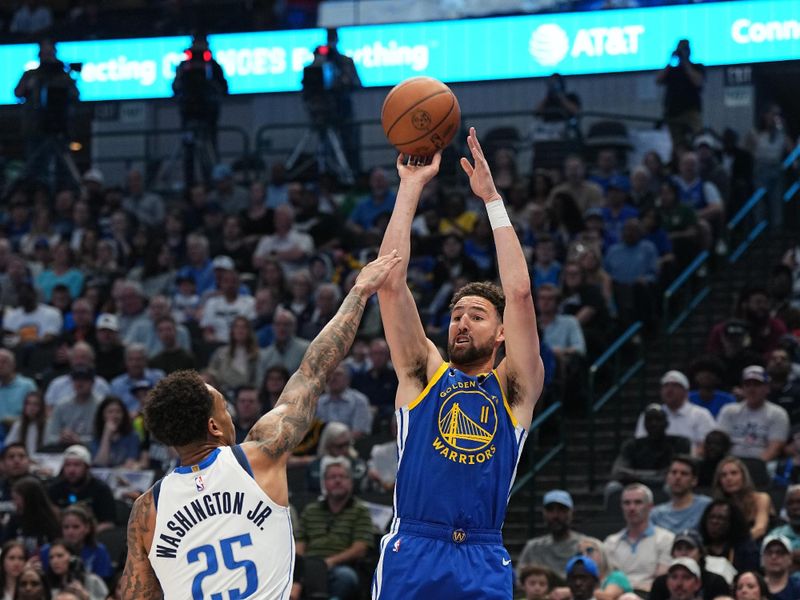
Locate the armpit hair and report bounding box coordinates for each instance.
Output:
[505,373,521,407]
[407,358,428,389]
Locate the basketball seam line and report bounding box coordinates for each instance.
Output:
[384,91,454,144]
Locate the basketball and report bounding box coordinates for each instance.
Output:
[381,77,461,158]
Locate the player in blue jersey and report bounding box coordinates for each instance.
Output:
[372,128,545,599]
[118,252,401,600]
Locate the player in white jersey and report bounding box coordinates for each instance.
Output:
[119,252,402,599]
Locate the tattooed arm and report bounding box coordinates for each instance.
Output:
[119,490,162,599]
[242,252,401,496]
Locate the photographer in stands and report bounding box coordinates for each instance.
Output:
[656,39,705,154]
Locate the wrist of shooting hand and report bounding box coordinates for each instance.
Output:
[485,198,512,230]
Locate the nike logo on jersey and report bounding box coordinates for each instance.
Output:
[502,558,512,566]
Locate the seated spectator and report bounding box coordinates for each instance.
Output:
[252,205,315,275]
[672,152,724,246]
[47,445,115,532]
[346,167,395,235]
[697,430,732,488]
[549,155,604,214]
[768,264,800,333]
[760,534,800,600]
[663,557,704,600]
[44,368,102,449]
[634,371,716,456]
[600,178,638,244]
[564,555,601,600]
[640,207,676,280]
[15,565,52,600]
[261,309,310,374]
[179,234,215,297]
[0,444,33,507]
[687,356,735,419]
[39,505,113,582]
[611,405,691,489]
[652,457,712,534]
[706,319,763,390]
[591,149,629,194]
[517,489,606,579]
[294,457,374,600]
[109,344,164,415]
[124,296,191,358]
[603,483,675,593]
[128,242,177,298]
[712,457,773,541]
[3,280,62,349]
[716,365,790,462]
[259,365,290,412]
[351,338,398,428]
[35,243,84,303]
[0,540,27,600]
[148,316,195,374]
[531,235,562,290]
[298,282,340,341]
[699,499,760,576]
[305,422,366,494]
[629,165,656,210]
[316,365,372,440]
[708,286,788,359]
[90,396,140,469]
[766,348,800,422]
[208,164,249,215]
[604,218,659,329]
[518,564,555,600]
[232,386,262,444]
[0,349,36,425]
[767,485,800,570]
[88,314,125,383]
[549,190,585,251]
[112,281,149,340]
[43,540,107,600]
[649,530,731,600]
[122,168,165,228]
[577,245,614,309]
[656,180,701,269]
[252,287,277,348]
[207,316,267,398]
[4,392,47,455]
[537,283,586,363]
[200,262,256,345]
[0,477,61,557]
[44,342,111,410]
[560,260,611,360]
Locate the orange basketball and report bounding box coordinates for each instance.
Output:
[381,77,461,158]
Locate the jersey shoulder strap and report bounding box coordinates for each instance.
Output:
[152,477,164,510]
[232,444,255,479]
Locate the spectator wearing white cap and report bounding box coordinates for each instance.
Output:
[518,489,606,578]
[635,370,716,455]
[665,557,702,600]
[93,313,125,381]
[200,258,256,344]
[716,365,790,461]
[760,534,800,600]
[46,445,116,532]
[767,485,800,569]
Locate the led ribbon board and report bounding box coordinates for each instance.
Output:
[0,0,798,105]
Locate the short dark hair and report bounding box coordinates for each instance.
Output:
[143,370,213,447]
[1,443,28,460]
[93,396,133,440]
[449,282,505,320]
[671,455,698,478]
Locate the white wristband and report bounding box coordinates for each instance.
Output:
[485,198,512,230]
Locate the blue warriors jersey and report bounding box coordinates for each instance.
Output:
[372,363,527,599]
[394,363,527,529]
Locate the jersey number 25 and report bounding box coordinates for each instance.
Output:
[187,533,258,600]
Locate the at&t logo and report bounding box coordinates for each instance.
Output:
[529,23,646,66]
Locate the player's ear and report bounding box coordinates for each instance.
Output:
[496,323,505,345]
[207,415,226,440]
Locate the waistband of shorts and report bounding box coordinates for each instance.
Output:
[397,518,503,545]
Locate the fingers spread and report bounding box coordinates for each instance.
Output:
[459,157,474,176]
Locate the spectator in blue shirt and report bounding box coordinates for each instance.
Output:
[346,167,396,233]
[687,355,736,418]
[532,234,562,290]
[0,349,37,423]
[600,177,638,243]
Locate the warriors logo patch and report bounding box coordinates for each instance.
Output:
[432,382,498,464]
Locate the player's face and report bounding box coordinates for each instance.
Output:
[447,296,502,367]
[208,385,236,446]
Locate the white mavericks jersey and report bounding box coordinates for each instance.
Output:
[149,445,294,600]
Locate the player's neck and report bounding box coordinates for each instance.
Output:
[176,441,225,467]
[450,359,495,378]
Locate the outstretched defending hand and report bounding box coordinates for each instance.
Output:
[396,151,442,187]
[354,250,403,296]
[460,127,500,203]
